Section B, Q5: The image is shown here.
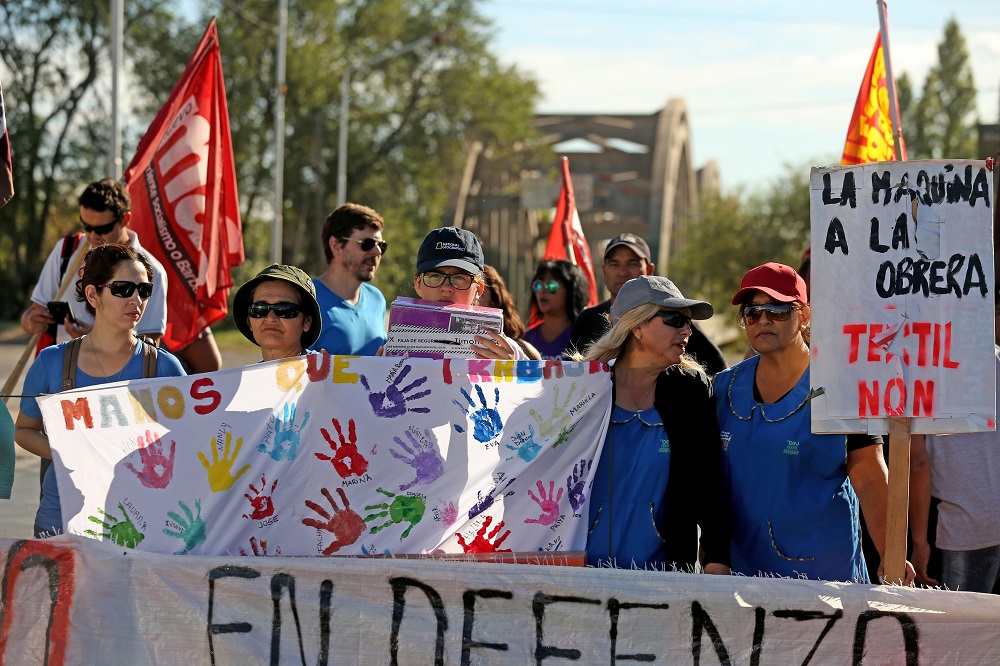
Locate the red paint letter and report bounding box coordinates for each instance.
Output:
[913,380,935,416]
[843,324,867,363]
[867,324,884,363]
[884,378,907,416]
[191,377,222,415]
[942,322,959,369]
[307,350,331,382]
[60,398,93,430]
[859,380,879,417]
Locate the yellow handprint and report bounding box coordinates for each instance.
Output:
[198,431,251,492]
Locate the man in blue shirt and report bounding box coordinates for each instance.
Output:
[310,203,387,356]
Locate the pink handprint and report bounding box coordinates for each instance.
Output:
[525,480,563,526]
[302,487,366,555]
[315,418,370,478]
[438,500,458,526]
[125,429,176,489]
[239,536,281,557]
[457,516,512,553]
[242,474,278,520]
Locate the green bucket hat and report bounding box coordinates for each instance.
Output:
[233,264,322,349]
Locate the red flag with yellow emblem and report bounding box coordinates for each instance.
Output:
[841,34,906,165]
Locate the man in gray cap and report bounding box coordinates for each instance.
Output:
[569,232,726,374]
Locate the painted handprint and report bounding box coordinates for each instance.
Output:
[360,365,431,418]
[198,431,251,492]
[453,385,504,443]
[457,516,511,554]
[239,536,281,557]
[437,500,458,526]
[242,474,278,520]
[84,503,145,548]
[163,499,207,554]
[525,480,563,526]
[302,487,366,555]
[125,429,176,489]
[567,458,593,513]
[315,417,370,478]
[529,381,582,446]
[468,476,516,519]
[505,424,542,462]
[259,402,310,461]
[390,428,444,491]
[365,487,426,540]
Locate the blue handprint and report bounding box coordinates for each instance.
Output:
[505,424,542,462]
[163,499,207,554]
[360,365,431,418]
[259,402,310,461]
[453,385,504,443]
[567,458,593,513]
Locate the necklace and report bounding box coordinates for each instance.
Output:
[620,370,656,414]
[90,335,136,384]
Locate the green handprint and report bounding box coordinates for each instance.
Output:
[163,499,207,554]
[364,487,425,540]
[529,381,583,445]
[198,431,251,492]
[84,503,145,548]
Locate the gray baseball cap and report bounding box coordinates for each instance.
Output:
[610,275,713,323]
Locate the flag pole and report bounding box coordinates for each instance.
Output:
[560,158,576,264]
[877,0,904,161]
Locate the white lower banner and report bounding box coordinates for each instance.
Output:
[3,536,1000,664]
[37,355,611,556]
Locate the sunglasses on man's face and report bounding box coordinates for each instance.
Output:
[248,301,302,319]
[340,237,388,254]
[97,280,153,299]
[739,302,798,327]
[655,310,692,329]
[81,217,120,236]
[532,280,560,294]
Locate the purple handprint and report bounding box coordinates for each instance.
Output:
[125,429,176,489]
[525,480,563,526]
[567,458,592,513]
[360,365,431,418]
[453,385,504,443]
[505,424,542,462]
[468,476,516,519]
[390,428,444,491]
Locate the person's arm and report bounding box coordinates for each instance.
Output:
[14,413,51,459]
[908,434,939,586]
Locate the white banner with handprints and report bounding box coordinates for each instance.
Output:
[37,355,611,556]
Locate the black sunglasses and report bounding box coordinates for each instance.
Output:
[248,301,302,319]
[340,237,388,254]
[81,217,121,236]
[97,280,153,299]
[655,310,692,329]
[740,302,797,327]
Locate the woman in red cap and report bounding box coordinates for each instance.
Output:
[714,262,914,584]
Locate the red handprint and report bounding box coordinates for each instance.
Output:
[124,430,176,489]
[239,536,281,557]
[302,487,366,555]
[242,474,278,520]
[457,516,512,554]
[315,418,370,478]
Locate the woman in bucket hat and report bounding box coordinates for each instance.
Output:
[233,264,322,362]
[582,275,731,572]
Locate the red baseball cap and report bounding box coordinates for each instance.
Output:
[731,262,808,305]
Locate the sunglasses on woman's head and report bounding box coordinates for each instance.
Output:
[532,280,560,294]
[655,311,692,329]
[340,237,388,254]
[81,218,120,236]
[248,302,302,319]
[96,281,153,299]
[739,302,797,326]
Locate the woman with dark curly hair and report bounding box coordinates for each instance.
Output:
[524,259,589,359]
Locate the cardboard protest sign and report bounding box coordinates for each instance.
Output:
[37,355,611,556]
[810,160,995,434]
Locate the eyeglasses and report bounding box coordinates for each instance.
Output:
[655,311,692,329]
[532,280,560,294]
[248,301,302,319]
[420,272,477,290]
[340,237,388,254]
[81,218,120,236]
[97,281,153,299]
[739,302,798,327]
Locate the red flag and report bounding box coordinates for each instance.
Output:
[124,18,243,350]
[841,33,906,165]
[0,78,13,208]
[534,157,598,326]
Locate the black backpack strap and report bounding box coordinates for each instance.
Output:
[141,339,158,379]
[62,337,83,391]
[59,232,84,278]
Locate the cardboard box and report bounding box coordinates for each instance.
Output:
[385,297,504,358]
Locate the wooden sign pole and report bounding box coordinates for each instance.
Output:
[883,416,911,584]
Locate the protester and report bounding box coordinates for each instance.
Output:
[524,259,589,359]
[310,203,387,356]
[715,262,914,584]
[480,265,541,360]
[412,226,526,360]
[234,264,322,362]
[570,233,726,374]
[15,244,185,538]
[583,275,731,572]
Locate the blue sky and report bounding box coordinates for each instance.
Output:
[480,0,1000,191]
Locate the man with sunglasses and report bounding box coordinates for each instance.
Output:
[21,178,167,347]
[310,203,387,356]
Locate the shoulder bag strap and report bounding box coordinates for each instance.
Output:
[62,337,83,391]
[141,340,158,379]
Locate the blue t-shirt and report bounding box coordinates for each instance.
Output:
[523,324,572,360]
[309,279,386,356]
[586,405,673,568]
[21,340,186,536]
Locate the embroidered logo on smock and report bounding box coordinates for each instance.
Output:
[720,430,732,452]
[783,440,800,455]
[658,437,670,453]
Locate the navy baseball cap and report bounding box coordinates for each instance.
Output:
[416,227,485,275]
